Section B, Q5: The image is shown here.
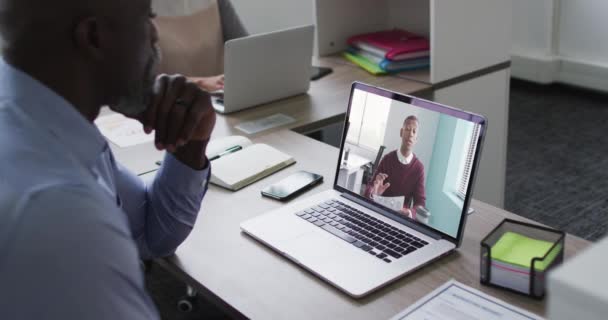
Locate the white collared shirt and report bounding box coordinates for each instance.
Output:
[397,150,414,165]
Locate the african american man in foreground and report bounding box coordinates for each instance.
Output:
[0,0,215,318]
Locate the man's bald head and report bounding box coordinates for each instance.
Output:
[0,0,159,119]
[0,0,114,50]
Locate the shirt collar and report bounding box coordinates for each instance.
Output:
[397,150,414,165]
[0,58,107,168]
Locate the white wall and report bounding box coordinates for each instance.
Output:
[230,0,313,34]
[511,0,555,57]
[511,0,608,91]
[558,0,608,65]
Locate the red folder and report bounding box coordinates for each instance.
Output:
[347,29,430,61]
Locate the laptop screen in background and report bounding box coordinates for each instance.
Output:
[336,87,481,238]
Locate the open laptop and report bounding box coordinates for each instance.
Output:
[212,25,314,114]
[241,82,487,297]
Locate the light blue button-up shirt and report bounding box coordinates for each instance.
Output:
[0,59,209,319]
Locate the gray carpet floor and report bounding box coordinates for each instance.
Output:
[146,79,608,319]
[506,80,608,241]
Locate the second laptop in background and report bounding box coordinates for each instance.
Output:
[213,25,314,114]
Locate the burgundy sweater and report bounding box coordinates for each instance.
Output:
[364,151,426,218]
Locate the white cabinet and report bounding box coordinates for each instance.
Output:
[434,69,511,207]
[548,236,608,320]
[315,0,511,84]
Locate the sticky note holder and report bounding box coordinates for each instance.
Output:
[480,219,565,299]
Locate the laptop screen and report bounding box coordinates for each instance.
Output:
[334,82,485,241]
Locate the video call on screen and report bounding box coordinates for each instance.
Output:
[337,89,480,237]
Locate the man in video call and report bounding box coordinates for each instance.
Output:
[364,115,426,220]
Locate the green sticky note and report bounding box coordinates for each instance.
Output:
[491,231,561,271]
[343,52,387,75]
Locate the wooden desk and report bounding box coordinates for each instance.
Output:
[106,57,588,319]
[157,130,589,319]
[111,58,430,175]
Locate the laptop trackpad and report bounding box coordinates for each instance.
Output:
[282,231,383,296]
[283,231,340,263]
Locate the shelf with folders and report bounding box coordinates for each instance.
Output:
[314,0,511,84]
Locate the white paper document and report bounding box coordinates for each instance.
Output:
[235,113,296,134]
[372,195,405,212]
[390,280,544,320]
[94,114,154,148]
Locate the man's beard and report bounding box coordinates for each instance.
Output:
[112,47,161,117]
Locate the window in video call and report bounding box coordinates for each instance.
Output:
[337,88,481,238]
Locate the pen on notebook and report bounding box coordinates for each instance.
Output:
[209,145,242,161]
[155,145,243,166]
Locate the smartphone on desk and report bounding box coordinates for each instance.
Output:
[261,171,323,201]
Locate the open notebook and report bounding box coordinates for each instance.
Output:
[207,136,295,191]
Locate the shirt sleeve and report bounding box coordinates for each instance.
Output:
[114,152,210,259]
[0,185,159,320]
[410,162,427,219]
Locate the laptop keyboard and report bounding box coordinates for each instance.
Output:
[296,199,429,263]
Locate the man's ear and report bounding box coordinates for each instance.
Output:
[73,17,105,60]
[400,127,403,138]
